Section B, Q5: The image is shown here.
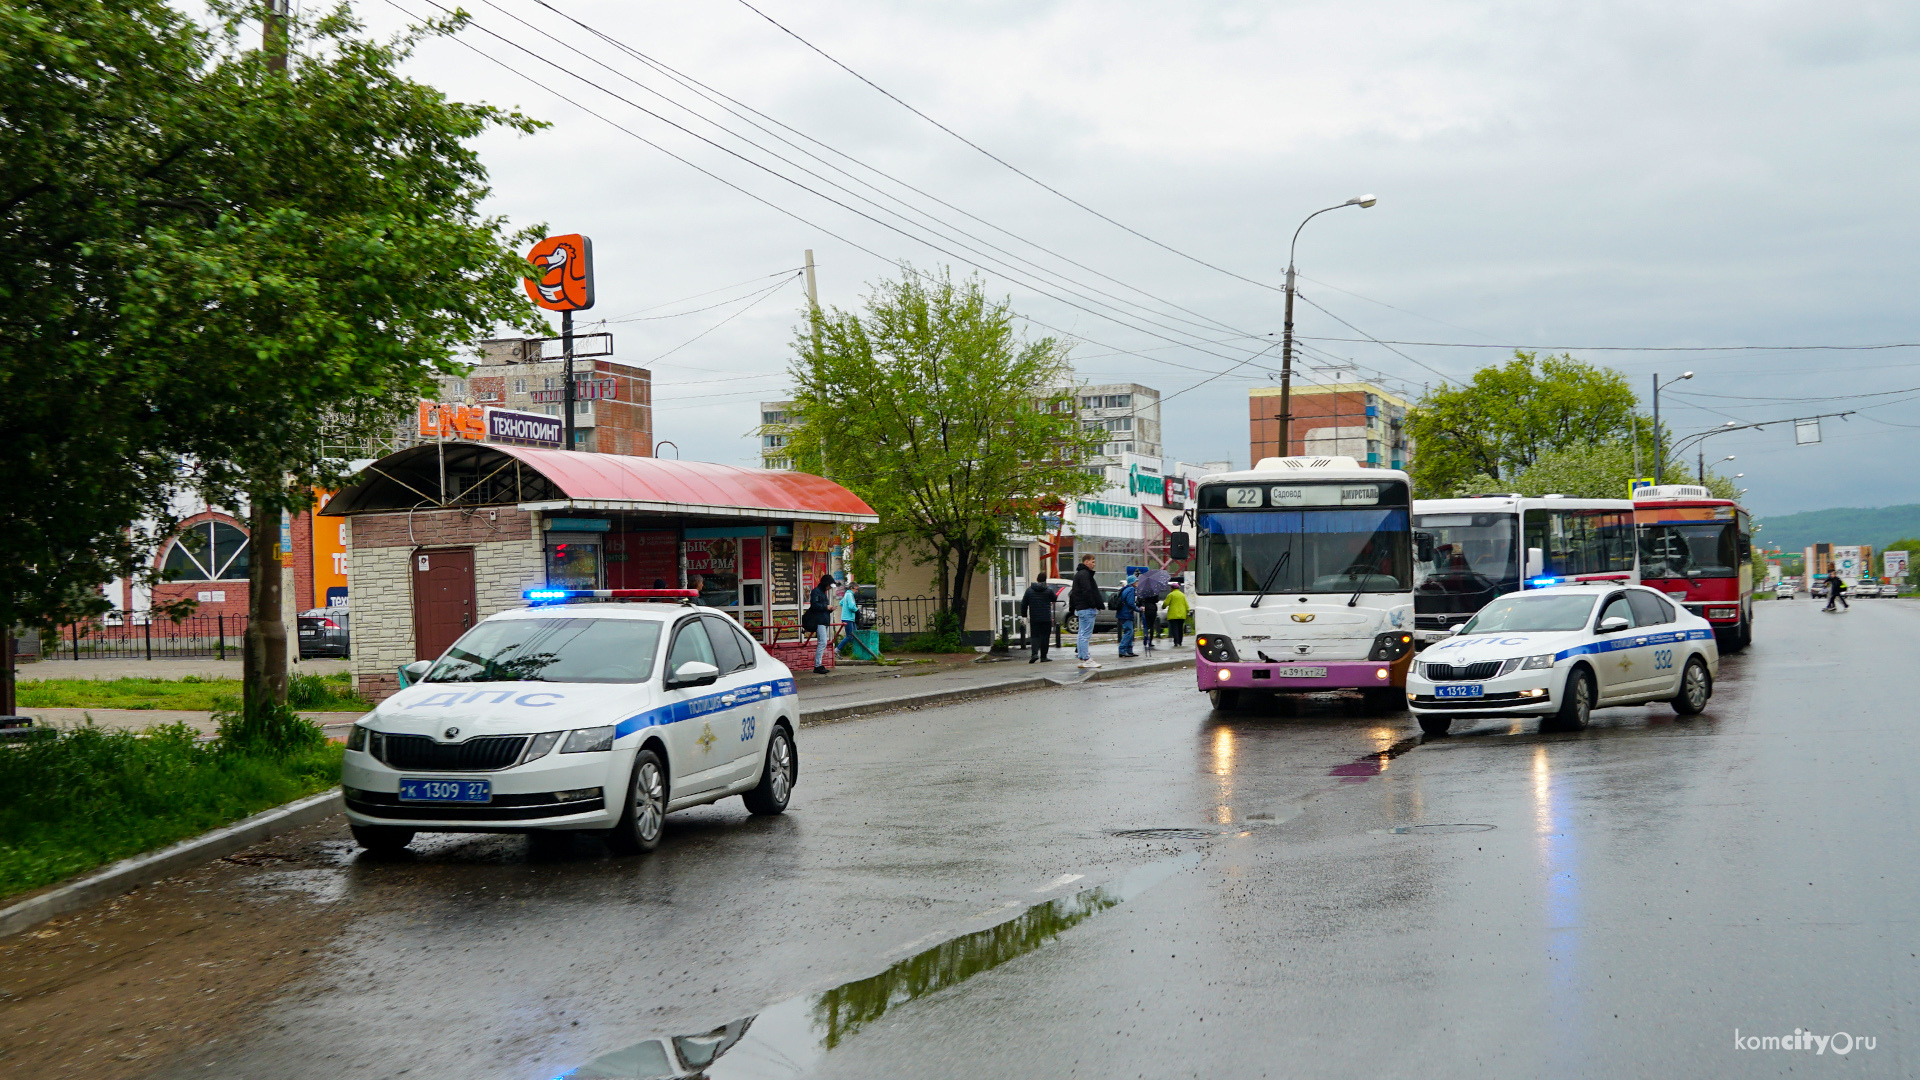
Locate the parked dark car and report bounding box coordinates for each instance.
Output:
[297,608,350,659]
[1059,586,1122,634]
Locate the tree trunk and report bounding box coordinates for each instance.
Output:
[0,618,14,717]
[948,539,974,637]
[244,488,288,713]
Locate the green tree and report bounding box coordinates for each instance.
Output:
[0,2,544,713]
[787,267,1103,633]
[1406,351,1640,496]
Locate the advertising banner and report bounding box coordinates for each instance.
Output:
[1884,549,1908,581]
[485,407,563,448]
[1832,545,1863,585]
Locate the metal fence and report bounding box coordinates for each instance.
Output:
[870,596,942,641]
[57,615,246,661]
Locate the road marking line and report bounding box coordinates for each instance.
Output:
[1034,873,1085,893]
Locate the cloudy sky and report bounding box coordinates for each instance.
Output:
[345,0,1920,517]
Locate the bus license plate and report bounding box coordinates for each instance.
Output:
[1435,684,1484,698]
[1273,666,1327,678]
[399,779,491,803]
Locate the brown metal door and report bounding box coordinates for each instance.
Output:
[412,548,476,661]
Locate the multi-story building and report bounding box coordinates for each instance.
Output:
[755,399,795,470]
[1073,382,1161,469]
[449,337,654,456]
[1248,382,1410,469]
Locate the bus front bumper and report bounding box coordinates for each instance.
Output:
[1196,656,1402,692]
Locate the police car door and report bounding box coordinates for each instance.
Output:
[700,613,767,784]
[661,617,736,800]
[1592,592,1649,701]
[1626,590,1684,697]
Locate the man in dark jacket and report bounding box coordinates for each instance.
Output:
[1068,554,1103,668]
[1116,576,1140,657]
[1020,573,1056,663]
[1824,570,1849,612]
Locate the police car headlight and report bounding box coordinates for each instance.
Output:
[346,724,369,752]
[1521,653,1555,670]
[521,731,564,764]
[560,726,616,754]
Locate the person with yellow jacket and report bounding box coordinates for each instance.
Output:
[1163,580,1192,648]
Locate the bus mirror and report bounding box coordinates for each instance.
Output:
[1169,533,1190,561]
[1415,534,1435,562]
[1524,547,1544,580]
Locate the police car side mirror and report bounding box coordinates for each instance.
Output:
[400,659,432,687]
[1597,616,1630,634]
[669,660,720,688]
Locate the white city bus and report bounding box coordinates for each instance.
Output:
[1188,456,1416,711]
[1410,494,1639,644]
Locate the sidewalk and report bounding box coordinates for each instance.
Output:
[792,638,1193,724]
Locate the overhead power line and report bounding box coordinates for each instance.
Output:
[1299,336,1920,352]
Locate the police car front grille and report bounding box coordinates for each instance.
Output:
[1421,660,1503,681]
[377,734,528,771]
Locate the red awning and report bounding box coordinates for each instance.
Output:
[1141,502,1184,535]
[318,442,876,524]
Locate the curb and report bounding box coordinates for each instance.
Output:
[0,787,343,940]
[798,656,1193,725]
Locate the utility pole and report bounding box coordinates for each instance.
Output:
[1278,263,1296,457]
[264,0,289,72]
[804,250,826,478]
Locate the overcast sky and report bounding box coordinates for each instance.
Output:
[342,0,1920,518]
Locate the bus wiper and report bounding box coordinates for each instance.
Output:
[1250,551,1291,609]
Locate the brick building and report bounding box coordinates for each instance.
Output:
[1249,382,1411,469]
[444,337,655,456]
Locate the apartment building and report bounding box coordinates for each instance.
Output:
[755,399,795,470]
[1074,382,1162,469]
[1248,382,1410,469]
[442,337,655,456]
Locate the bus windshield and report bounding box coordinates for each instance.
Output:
[1414,514,1518,595]
[1197,507,1412,595]
[1640,522,1737,578]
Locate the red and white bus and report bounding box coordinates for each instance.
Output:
[1633,484,1753,651]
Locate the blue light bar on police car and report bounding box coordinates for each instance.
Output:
[1528,577,1559,588]
[523,588,700,604]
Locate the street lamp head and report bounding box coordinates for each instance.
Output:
[1682,371,1695,380]
[1347,195,1379,208]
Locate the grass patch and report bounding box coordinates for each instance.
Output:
[0,714,343,898]
[17,672,367,712]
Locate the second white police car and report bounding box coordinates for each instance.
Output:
[1407,583,1718,736]
[342,590,799,855]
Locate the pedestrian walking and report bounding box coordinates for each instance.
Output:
[1020,573,1055,663]
[804,574,834,672]
[1116,575,1140,657]
[1164,579,1191,648]
[1139,587,1160,652]
[1823,570,1849,612]
[837,580,861,657]
[1069,554,1104,669]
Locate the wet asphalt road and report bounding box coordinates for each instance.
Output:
[8,597,1917,1077]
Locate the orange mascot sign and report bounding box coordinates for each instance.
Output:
[524,234,595,312]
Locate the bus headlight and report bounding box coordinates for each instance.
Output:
[1195,634,1239,663]
[1367,631,1414,661]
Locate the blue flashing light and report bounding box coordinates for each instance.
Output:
[524,589,570,600]
[1528,576,1559,589]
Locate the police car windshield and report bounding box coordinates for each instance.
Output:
[1459,594,1597,634]
[425,618,662,684]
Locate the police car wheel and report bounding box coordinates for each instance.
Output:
[1672,656,1711,716]
[350,824,414,854]
[1418,714,1453,736]
[606,749,667,855]
[744,726,796,816]
[1544,667,1593,731]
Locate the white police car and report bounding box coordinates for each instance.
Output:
[342,590,799,854]
[1406,583,1718,735]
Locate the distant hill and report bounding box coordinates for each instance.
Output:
[1753,504,1920,554]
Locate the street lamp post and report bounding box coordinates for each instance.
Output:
[1701,453,1735,483]
[1651,371,1694,484]
[1278,195,1377,457]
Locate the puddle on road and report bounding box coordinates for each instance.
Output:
[1327,735,1422,782]
[559,853,1201,1079]
[1370,823,1497,836]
